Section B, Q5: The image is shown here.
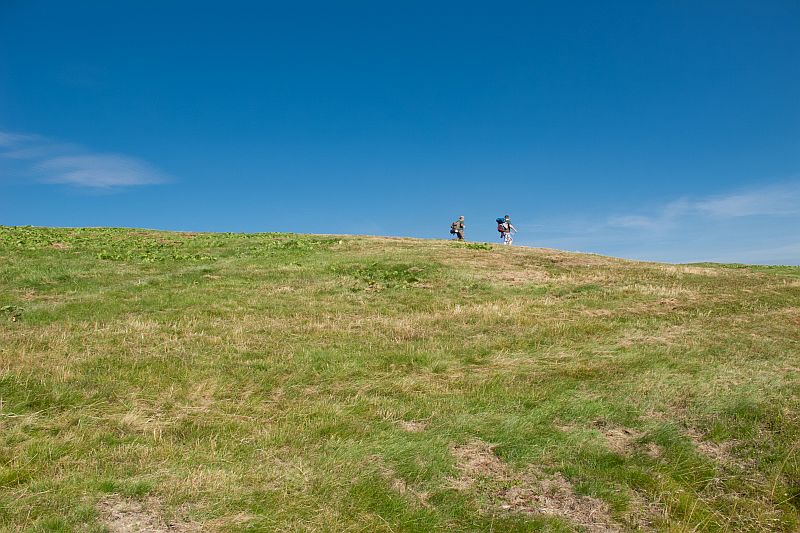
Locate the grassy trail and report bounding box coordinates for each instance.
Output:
[1,227,798,531]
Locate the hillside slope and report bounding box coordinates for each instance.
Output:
[1,226,799,532]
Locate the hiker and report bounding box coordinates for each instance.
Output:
[502,215,517,245]
[450,216,465,241]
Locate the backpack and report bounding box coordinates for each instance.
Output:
[497,223,505,233]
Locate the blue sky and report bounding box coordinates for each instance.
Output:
[1,1,799,264]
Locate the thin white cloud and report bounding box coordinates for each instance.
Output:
[607,198,690,230]
[706,241,800,265]
[0,129,169,188]
[695,183,800,217]
[605,182,800,230]
[37,155,166,188]
[524,180,800,265]
[0,131,42,148]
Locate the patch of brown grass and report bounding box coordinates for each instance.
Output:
[97,496,200,532]
[618,283,696,298]
[449,440,618,531]
[646,411,755,471]
[597,426,644,456]
[644,442,663,459]
[684,427,755,471]
[619,324,692,348]
[656,265,726,277]
[450,440,508,489]
[536,249,622,268]
[499,474,618,532]
[396,420,428,433]
[558,420,650,458]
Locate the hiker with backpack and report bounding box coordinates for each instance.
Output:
[450,216,465,241]
[497,214,517,245]
[496,218,506,242]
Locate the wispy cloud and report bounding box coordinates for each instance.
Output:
[0,131,43,148]
[604,183,800,230]
[37,155,167,188]
[526,181,800,265]
[695,183,800,217]
[0,129,169,189]
[606,199,689,230]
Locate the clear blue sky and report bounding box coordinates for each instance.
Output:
[2,1,799,264]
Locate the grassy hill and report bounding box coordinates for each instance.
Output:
[1,226,798,532]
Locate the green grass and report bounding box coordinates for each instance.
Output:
[0,226,798,531]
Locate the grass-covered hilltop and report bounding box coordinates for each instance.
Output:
[1,226,799,532]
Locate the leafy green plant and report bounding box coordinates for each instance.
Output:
[336,262,430,290]
[460,242,492,250]
[0,305,24,322]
